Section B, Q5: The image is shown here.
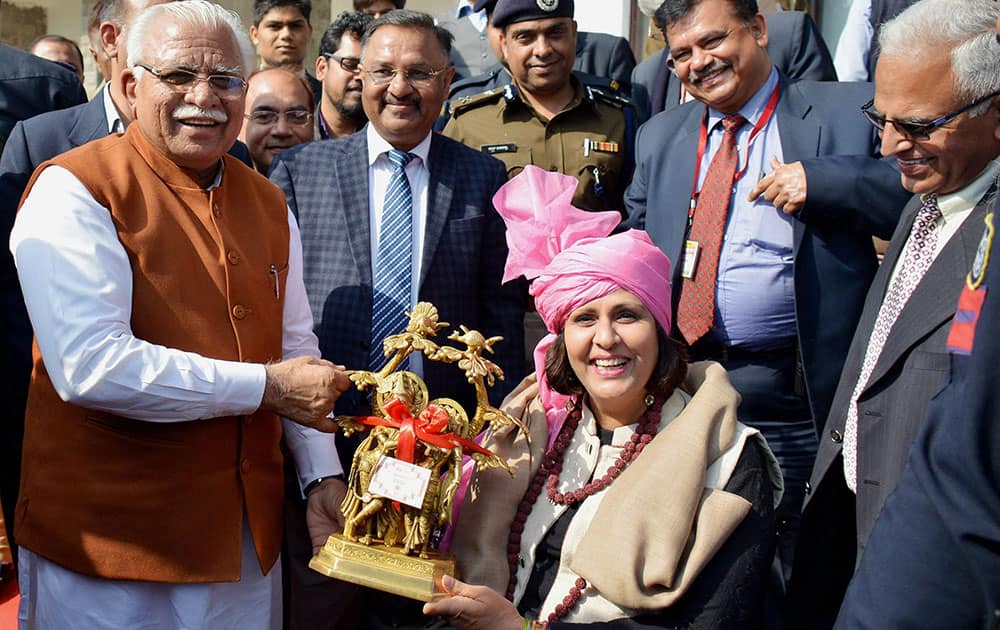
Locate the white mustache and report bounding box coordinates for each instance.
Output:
[172,105,228,123]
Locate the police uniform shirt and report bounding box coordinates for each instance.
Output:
[442,75,633,214]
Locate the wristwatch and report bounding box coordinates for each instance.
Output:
[304,474,345,496]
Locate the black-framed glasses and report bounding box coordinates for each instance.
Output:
[134,63,247,100]
[861,91,1000,140]
[359,65,448,87]
[321,53,361,73]
[244,109,313,126]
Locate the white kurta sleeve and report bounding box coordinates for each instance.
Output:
[11,165,266,420]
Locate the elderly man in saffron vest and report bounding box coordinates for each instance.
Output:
[9,2,353,628]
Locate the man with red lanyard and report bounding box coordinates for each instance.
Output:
[622,0,910,600]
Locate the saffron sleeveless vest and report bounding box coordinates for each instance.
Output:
[15,125,291,582]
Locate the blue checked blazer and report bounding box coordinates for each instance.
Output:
[271,130,526,470]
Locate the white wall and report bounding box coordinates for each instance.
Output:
[573,0,631,38]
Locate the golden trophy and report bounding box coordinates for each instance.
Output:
[309,303,524,601]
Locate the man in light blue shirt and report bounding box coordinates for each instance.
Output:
[623,0,910,594]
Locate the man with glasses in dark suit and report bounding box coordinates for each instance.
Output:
[787,0,1000,626]
[270,11,525,626]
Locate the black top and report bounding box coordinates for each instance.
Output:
[526,437,776,629]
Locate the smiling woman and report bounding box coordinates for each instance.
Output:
[422,166,783,630]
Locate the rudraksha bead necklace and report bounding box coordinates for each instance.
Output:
[505,396,663,622]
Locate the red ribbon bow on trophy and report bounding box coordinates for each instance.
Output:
[355,397,495,511]
[355,397,494,464]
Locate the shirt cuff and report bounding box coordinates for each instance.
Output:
[214,360,269,416]
[282,419,343,496]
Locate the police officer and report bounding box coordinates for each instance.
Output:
[444,0,635,100]
[442,0,635,214]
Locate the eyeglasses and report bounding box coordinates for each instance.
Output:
[245,109,313,126]
[359,65,448,87]
[322,53,361,73]
[861,91,1000,140]
[135,63,247,100]
[666,24,748,71]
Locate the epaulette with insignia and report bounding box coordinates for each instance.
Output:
[449,87,507,116]
[585,85,633,110]
[447,65,505,100]
[574,70,617,93]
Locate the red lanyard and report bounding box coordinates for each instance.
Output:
[688,81,781,219]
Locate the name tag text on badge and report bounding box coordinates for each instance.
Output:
[481,143,517,155]
[682,240,701,279]
[368,456,431,509]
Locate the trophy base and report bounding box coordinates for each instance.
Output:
[309,534,456,602]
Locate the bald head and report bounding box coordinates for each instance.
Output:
[30,36,85,83]
[240,68,316,172]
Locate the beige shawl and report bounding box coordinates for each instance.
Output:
[450,361,782,612]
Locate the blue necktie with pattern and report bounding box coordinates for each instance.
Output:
[370,149,415,371]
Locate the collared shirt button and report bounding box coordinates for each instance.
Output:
[213,204,221,216]
[232,305,247,319]
[227,251,240,265]
[240,458,251,474]
[830,429,843,443]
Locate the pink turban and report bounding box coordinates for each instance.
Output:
[494,165,674,447]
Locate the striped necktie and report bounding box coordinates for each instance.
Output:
[842,194,943,492]
[370,149,415,371]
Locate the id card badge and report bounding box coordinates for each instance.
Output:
[682,240,701,279]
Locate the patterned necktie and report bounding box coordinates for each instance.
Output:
[676,113,747,345]
[843,195,943,492]
[370,149,415,371]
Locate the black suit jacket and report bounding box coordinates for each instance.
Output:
[270,130,526,473]
[630,11,835,122]
[0,44,86,152]
[788,190,992,629]
[835,197,1000,630]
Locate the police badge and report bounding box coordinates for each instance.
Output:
[947,212,994,355]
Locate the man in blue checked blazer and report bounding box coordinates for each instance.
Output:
[271,11,525,627]
[271,9,526,474]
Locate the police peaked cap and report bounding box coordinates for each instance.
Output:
[491,0,575,28]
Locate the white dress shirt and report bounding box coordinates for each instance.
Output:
[886,156,1000,289]
[833,0,873,81]
[101,84,123,134]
